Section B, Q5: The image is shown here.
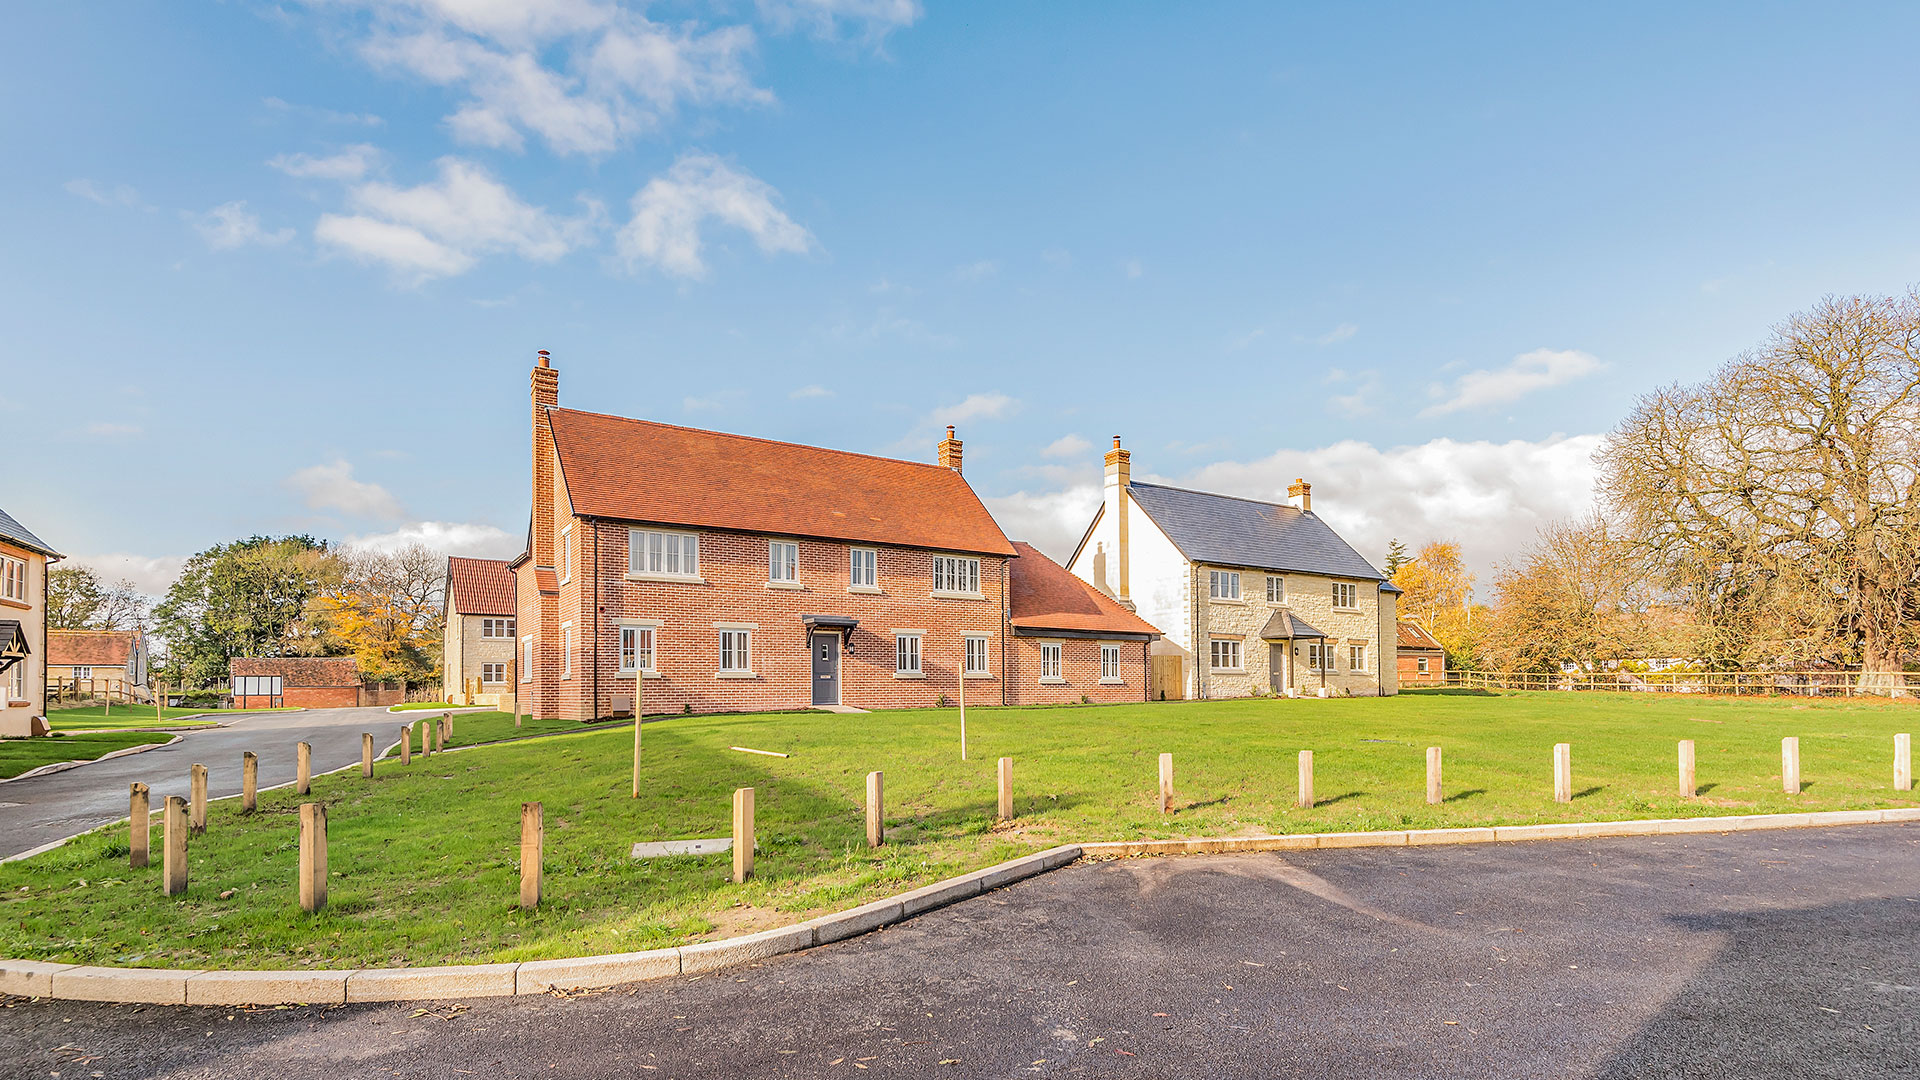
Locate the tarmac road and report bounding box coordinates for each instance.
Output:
[3,823,1915,1079]
[0,706,420,860]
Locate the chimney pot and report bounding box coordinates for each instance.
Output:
[537,350,550,368]
[1287,477,1313,513]
[937,426,964,473]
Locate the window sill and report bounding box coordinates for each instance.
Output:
[618,670,663,680]
[627,573,707,585]
[1332,607,1361,613]
[1099,677,1124,685]
[0,598,29,611]
[1210,597,1247,606]
[929,591,986,601]
[846,585,883,595]
[1210,668,1247,675]
[765,580,803,591]
[716,671,758,680]
[893,672,926,680]
[964,672,995,680]
[6,699,30,707]
[1038,676,1066,686]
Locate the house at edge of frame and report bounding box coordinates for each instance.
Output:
[508,351,1165,721]
[443,556,517,709]
[1066,437,1401,699]
[0,506,61,736]
[47,629,150,702]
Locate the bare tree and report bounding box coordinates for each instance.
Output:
[1599,292,1920,687]
[1487,517,1686,672]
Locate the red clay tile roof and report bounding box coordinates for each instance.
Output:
[1397,620,1444,650]
[48,630,137,667]
[547,408,1015,557]
[229,656,361,687]
[1008,542,1162,637]
[533,567,558,595]
[447,556,516,616]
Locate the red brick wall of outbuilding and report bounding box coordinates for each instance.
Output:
[1004,636,1150,706]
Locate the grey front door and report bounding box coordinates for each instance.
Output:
[812,632,840,705]
[1269,644,1286,693]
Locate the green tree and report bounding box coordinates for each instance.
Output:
[152,536,343,684]
[300,545,447,682]
[1383,538,1410,577]
[47,565,148,631]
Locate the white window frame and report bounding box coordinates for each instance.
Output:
[849,547,878,591]
[482,663,507,684]
[1,554,24,602]
[618,621,658,675]
[561,622,573,679]
[521,636,534,682]
[1349,644,1367,672]
[73,665,94,681]
[964,634,991,676]
[1209,570,1241,601]
[894,632,923,677]
[931,555,982,597]
[6,661,22,702]
[1417,656,1431,675]
[628,528,701,580]
[769,541,799,585]
[1209,638,1243,672]
[1100,644,1122,683]
[1332,581,1358,610]
[481,617,516,639]
[559,525,572,585]
[718,628,753,675]
[1307,642,1337,672]
[1039,642,1063,682]
[1266,575,1286,604]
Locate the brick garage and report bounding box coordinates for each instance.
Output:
[229,657,364,709]
[1396,620,1446,684]
[1005,542,1159,704]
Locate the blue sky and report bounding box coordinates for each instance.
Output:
[7,1,1920,595]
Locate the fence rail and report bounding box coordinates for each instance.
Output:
[1443,669,1919,697]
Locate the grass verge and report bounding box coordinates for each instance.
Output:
[380,711,602,751]
[0,691,1913,970]
[0,731,173,779]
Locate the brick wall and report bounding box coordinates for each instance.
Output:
[1004,635,1150,705]
[1397,651,1445,683]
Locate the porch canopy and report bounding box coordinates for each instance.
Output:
[0,619,27,674]
[801,614,859,650]
[1258,609,1327,642]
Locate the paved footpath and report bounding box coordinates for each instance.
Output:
[0,706,417,860]
[4,823,1916,1078]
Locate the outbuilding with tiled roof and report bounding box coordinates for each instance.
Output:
[1005,542,1161,704]
[47,629,149,701]
[1396,620,1447,684]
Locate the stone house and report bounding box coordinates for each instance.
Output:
[1396,620,1447,685]
[443,556,516,709]
[511,352,1025,721]
[47,629,150,701]
[1067,439,1400,699]
[0,506,60,736]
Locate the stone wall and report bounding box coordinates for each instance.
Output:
[1193,566,1390,698]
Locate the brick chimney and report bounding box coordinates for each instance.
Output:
[936,425,963,473]
[1287,477,1312,513]
[1104,436,1134,609]
[531,350,559,567]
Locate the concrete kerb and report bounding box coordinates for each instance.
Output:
[5,815,1917,1006]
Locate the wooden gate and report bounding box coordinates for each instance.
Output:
[1150,655,1186,701]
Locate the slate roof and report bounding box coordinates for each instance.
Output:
[447,556,516,616]
[1125,482,1389,581]
[1258,609,1329,641]
[0,506,59,558]
[547,408,1014,557]
[49,630,139,667]
[229,656,361,687]
[1008,542,1161,638]
[1397,620,1445,651]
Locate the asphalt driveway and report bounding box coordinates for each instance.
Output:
[0,705,420,860]
[3,823,1915,1079]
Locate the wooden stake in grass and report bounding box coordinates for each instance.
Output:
[1553,743,1572,803]
[520,801,543,910]
[420,721,431,760]
[361,733,374,778]
[162,796,188,896]
[298,802,327,913]
[1158,752,1174,813]
[865,770,884,847]
[631,713,643,798]
[129,782,150,869]
[1894,733,1911,792]
[1678,739,1696,798]
[1782,736,1801,795]
[958,643,968,762]
[155,680,164,727]
[297,741,312,795]
[400,726,412,766]
[1297,750,1314,809]
[441,711,452,743]
[732,787,755,884]
[1426,747,1443,805]
[997,757,1014,822]
[242,752,258,813]
[189,763,208,835]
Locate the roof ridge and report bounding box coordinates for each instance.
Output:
[1127,479,1304,514]
[549,407,955,475]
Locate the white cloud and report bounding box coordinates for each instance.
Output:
[65,553,188,598]
[343,520,519,558]
[954,259,997,281]
[1041,434,1091,458]
[64,179,148,209]
[263,97,384,126]
[1315,322,1358,345]
[617,151,811,278]
[286,459,407,520]
[270,144,384,180]
[1420,347,1604,417]
[1322,369,1379,418]
[983,485,1103,559]
[314,157,595,281]
[756,0,922,43]
[789,384,833,399]
[190,201,295,250]
[931,392,1017,427]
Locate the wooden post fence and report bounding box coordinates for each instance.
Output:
[732,787,755,884]
[1297,750,1314,809]
[296,742,312,795]
[1553,743,1572,803]
[441,712,452,744]
[1895,733,1911,792]
[1782,737,1800,795]
[298,803,327,913]
[1678,739,1696,798]
[129,783,149,869]
[866,770,884,847]
[189,764,208,835]
[162,796,188,896]
[1425,747,1442,805]
[997,757,1014,822]
[520,802,543,909]
[420,722,431,760]
[1158,752,1174,813]
[362,733,374,778]
[242,752,258,813]
[400,726,412,766]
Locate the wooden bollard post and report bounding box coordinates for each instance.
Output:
[1678,739,1696,797]
[162,796,188,896]
[1553,743,1572,803]
[997,757,1014,822]
[1894,733,1911,792]
[296,741,312,795]
[189,764,208,835]
[400,726,412,766]
[420,722,431,760]
[732,787,755,884]
[129,783,150,869]
[1158,752,1174,813]
[362,733,374,778]
[443,711,453,742]
[1782,737,1800,795]
[631,713,642,798]
[1297,750,1314,809]
[1425,747,1443,805]
[298,802,327,913]
[520,802,543,909]
[865,770,885,847]
[242,752,258,813]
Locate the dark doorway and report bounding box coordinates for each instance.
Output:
[811,631,840,706]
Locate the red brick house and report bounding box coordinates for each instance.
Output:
[1396,620,1446,684]
[512,352,1031,720]
[230,657,365,709]
[1006,542,1159,703]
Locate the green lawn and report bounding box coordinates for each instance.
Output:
[389,701,464,712]
[381,710,601,750]
[0,731,174,779]
[1,691,1913,971]
[47,706,221,731]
